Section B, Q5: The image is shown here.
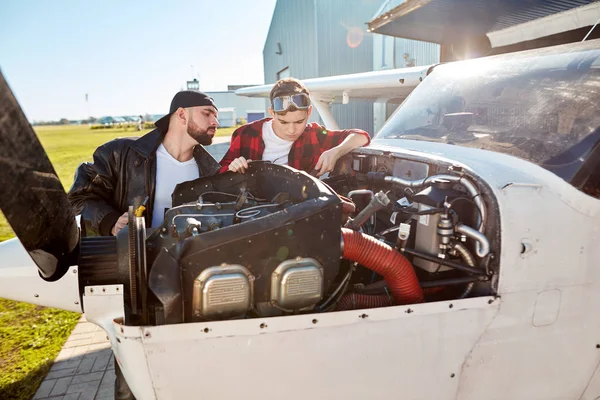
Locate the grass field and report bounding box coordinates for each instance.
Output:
[0,123,235,400]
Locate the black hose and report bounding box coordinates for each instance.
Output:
[357,275,485,294]
[420,276,484,288]
[395,206,445,216]
[402,247,487,276]
[316,266,354,312]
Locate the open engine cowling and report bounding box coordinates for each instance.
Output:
[124,162,344,325]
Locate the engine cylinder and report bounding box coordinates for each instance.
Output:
[270,258,324,311]
[192,264,254,320]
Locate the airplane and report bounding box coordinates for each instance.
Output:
[0,37,599,400]
[235,64,432,130]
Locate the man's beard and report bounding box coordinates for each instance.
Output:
[187,119,214,146]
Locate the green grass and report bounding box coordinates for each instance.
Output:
[0,300,81,400]
[0,123,236,400]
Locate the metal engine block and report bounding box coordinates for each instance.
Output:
[141,162,343,324]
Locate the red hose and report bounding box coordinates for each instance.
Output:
[335,293,392,311]
[341,228,424,305]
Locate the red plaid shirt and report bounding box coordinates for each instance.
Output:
[218,118,371,173]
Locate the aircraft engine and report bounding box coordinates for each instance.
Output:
[69,159,350,325]
[138,162,345,324]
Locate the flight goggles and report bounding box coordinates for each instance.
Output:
[271,93,311,112]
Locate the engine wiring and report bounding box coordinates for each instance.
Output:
[315,263,355,312]
[235,203,288,219]
[349,183,492,303]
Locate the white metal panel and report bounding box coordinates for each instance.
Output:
[82,284,124,336]
[0,237,81,312]
[81,285,159,399]
[118,297,497,400]
[113,324,158,400]
[581,360,600,400]
[80,284,152,399]
[458,286,600,399]
[487,2,600,48]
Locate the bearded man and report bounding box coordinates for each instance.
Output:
[67,90,221,399]
[68,90,221,236]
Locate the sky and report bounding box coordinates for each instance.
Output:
[0,0,277,122]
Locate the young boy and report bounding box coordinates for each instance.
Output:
[219,77,370,177]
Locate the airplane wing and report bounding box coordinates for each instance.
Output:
[235,65,435,104]
[235,65,435,129]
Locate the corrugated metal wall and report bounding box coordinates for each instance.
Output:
[263,0,439,134]
[263,0,379,133]
[316,0,381,133]
[315,0,380,76]
[394,39,440,68]
[263,1,318,83]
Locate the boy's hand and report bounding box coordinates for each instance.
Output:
[228,157,251,173]
[314,148,341,177]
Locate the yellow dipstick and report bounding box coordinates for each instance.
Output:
[134,205,146,217]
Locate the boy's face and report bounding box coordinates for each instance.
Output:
[269,106,312,142]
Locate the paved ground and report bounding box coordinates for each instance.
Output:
[33,316,115,400]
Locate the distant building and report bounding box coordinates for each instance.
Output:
[262,0,440,134]
[217,108,236,128]
[207,85,267,125]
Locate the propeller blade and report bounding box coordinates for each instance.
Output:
[0,70,79,281]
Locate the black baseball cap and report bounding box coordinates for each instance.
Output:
[155,90,218,131]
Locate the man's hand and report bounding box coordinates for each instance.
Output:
[111,212,129,236]
[228,156,252,173]
[314,148,341,177]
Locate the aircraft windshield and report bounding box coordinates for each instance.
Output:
[375,41,600,185]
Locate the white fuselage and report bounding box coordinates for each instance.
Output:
[2,140,599,399]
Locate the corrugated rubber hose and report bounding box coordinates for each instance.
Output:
[335,293,393,310]
[336,228,424,310]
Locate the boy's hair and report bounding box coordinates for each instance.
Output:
[269,78,310,114]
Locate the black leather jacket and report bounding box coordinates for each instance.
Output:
[67,129,221,236]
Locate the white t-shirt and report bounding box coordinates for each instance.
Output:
[261,120,294,165]
[151,144,199,228]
